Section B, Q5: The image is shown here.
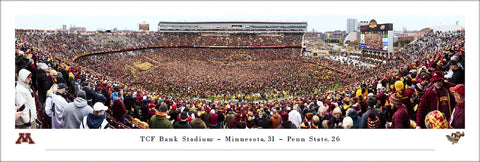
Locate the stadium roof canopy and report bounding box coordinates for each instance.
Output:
[158,21,307,33]
[158,21,307,24]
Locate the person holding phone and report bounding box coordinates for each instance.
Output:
[15,69,37,129]
[15,106,24,120]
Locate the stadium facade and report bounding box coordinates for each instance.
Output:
[158,21,308,50]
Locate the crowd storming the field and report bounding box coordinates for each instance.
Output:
[364,33,384,50]
[15,28,465,129]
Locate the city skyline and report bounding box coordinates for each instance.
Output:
[10,1,468,33]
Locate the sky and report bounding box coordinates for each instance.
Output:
[15,15,464,32]
[10,1,468,33]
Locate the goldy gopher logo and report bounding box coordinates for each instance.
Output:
[369,19,377,28]
[446,131,464,144]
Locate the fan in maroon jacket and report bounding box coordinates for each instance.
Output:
[416,71,456,129]
[449,84,465,129]
[230,112,246,129]
[209,109,219,128]
[112,94,126,124]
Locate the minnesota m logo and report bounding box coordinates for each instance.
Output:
[16,133,35,144]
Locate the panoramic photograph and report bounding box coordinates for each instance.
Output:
[14,15,465,130]
[3,1,479,162]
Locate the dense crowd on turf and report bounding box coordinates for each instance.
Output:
[14,29,465,129]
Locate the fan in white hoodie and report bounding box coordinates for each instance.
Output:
[15,69,37,128]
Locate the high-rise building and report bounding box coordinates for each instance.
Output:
[347,18,358,34]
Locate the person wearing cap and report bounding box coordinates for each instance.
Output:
[413,74,431,105]
[389,94,410,129]
[15,50,31,74]
[175,107,192,122]
[92,86,107,106]
[300,113,316,129]
[35,62,50,105]
[278,112,296,129]
[449,84,465,128]
[15,69,37,129]
[269,108,281,129]
[416,71,456,129]
[123,91,134,117]
[48,70,58,88]
[392,80,414,120]
[80,102,110,129]
[149,103,173,129]
[209,109,219,128]
[257,110,272,129]
[367,113,381,129]
[50,69,66,85]
[427,61,439,74]
[216,108,225,129]
[60,66,70,87]
[357,95,368,117]
[447,60,464,85]
[424,110,451,129]
[321,120,334,129]
[173,112,192,129]
[82,81,96,106]
[360,97,384,128]
[63,90,93,129]
[376,91,387,111]
[232,112,247,129]
[45,83,69,129]
[347,109,361,129]
[110,87,124,102]
[66,72,77,97]
[200,108,211,128]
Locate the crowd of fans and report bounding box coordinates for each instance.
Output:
[75,48,352,100]
[14,29,465,129]
[15,30,302,63]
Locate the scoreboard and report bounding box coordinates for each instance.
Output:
[360,19,393,53]
[139,22,149,31]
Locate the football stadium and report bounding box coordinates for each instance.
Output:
[15,21,465,129]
